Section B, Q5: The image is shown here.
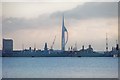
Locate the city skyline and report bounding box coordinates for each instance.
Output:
[2,2,118,51]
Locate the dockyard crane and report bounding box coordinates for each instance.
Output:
[51,36,56,50]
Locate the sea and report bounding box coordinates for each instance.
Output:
[1,57,118,78]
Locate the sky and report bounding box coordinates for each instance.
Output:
[1,1,119,51]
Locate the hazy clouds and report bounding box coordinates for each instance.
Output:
[3,2,118,34]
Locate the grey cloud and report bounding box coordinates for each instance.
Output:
[3,15,58,35]
[51,2,118,19]
[3,2,118,35]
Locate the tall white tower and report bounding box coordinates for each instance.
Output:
[61,15,68,51]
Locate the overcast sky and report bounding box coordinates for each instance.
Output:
[1,1,118,51]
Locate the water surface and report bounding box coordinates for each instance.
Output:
[2,57,118,78]
[0,57,2,79]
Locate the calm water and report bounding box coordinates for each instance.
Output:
[2,57,118,78]
[0,57,2,79]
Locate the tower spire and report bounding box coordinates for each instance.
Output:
[63,14,64,27]
[61,14,68,51]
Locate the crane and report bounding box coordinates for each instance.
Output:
[51,36,56,50]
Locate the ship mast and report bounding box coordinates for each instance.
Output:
[106,33,108,52]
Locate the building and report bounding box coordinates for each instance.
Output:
[3,39,13,52]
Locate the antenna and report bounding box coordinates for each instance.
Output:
[106,33,108,52]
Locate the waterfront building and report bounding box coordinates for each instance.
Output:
[3,39,13,53]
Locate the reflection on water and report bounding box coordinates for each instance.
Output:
[2,57,118,78]
[0,57,2,79]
